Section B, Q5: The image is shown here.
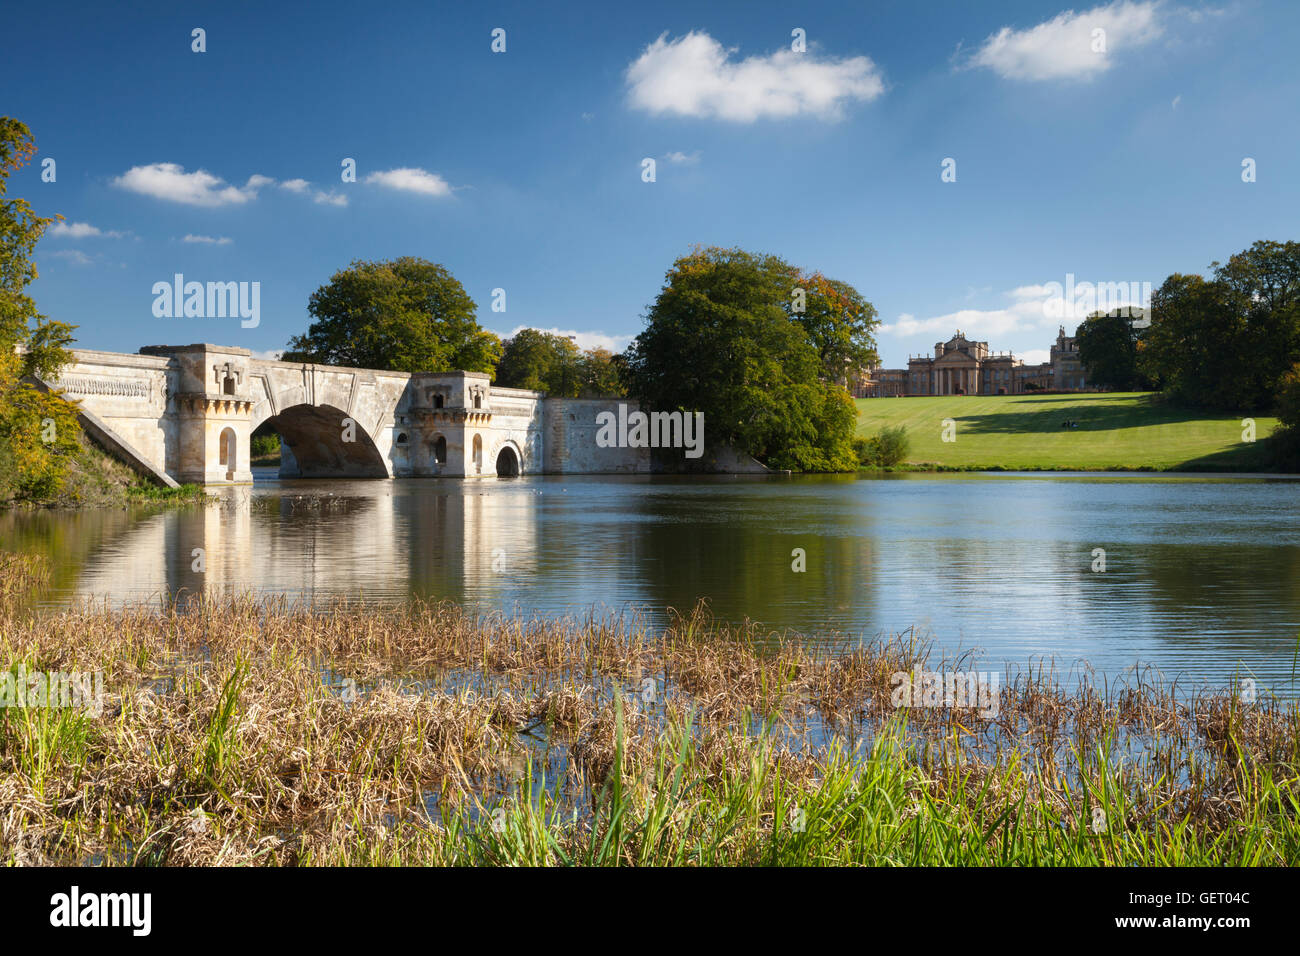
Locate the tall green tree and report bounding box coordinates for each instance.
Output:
[624,246,864,472]
[0,117,80,502]
[1076,308,1147,390]
[1213,240,1300,402]
[496,330,627,397]
[283,257,501,374]
[1141,241,1300,410]
[495,328,582,394]
[1140,274,1247,408]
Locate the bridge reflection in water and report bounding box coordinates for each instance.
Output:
[12,472,1300,694]
[65,475,542,610]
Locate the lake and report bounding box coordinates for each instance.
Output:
[4,470,1299,696]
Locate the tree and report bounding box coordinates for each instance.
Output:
[577,347,626,397]
[283,257,501,374]
[624,247,867,472]
[1270,361,1300,471]
[1213,240,1300,403]
[1141,241,1300,410]
[1140,274,1242,407]
[1076,308,1147,390]
[0,117,80,502]
[496,331,628,397]
[495,328,581,394]
[787,271,880,383]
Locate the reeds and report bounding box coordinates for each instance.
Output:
[0,562,1296,866]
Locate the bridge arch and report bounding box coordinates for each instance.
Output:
[491,438,525,477]
[256,402,388,478]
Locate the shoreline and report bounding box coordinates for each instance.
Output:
[2,571,1296,867]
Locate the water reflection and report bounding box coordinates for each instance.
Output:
[4,470,1299,695]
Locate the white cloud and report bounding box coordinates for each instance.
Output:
[47,249,93,266]
[1020,349,1051,365]
[248,348,284,361]
[882,307,1039,339]
[626,31,884,122]
[364,167,453,197]
[882,277,1152,345]
[279,178,348,206]
[181,234,233,245]
[500,325,634,354]
[1171,93,1181,109]
[664,150,701,165]
[967,0,1164,81]
[112,163,274,206]
[47,220,125,239]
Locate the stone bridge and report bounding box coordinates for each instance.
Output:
[48,343,765,486]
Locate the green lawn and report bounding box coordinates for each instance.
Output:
[855,392,1281,470]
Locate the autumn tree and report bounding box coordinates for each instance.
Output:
[0,117,80,502]
[786,271,879,383]
[578,346,626,396]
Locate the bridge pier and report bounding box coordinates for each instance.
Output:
[141,344,255,486]
[176,393,254,485]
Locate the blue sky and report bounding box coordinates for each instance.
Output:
[8,0,1299,368]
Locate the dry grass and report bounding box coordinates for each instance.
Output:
[1,559,1297,866]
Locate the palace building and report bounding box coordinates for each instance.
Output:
[856,328,1087,398]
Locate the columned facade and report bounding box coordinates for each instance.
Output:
[862,329,1086,398]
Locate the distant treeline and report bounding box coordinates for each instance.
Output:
[1077,240,1300,468]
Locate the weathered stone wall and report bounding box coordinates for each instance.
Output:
[54,346,766,483]
[542,399,651,474]
[55,349,173,474]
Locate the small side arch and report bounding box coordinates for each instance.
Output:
[492,438,524,477]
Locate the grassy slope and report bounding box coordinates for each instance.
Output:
[855,392,1281,471]
[1,434,205,508]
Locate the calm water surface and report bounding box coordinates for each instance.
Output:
[4,470,1299,695]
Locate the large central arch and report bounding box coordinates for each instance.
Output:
[260,403,388,478]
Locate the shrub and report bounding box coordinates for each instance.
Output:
[855,425,910,468]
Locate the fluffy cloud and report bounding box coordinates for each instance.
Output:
[364,167,453,197]
[882,278,1152,342]
[112,163,272,206]
[664,150,701,165]
[181,234,233,245]
[47,220,125,239]
[626,31,884,121]
[113,165,348,207]
[967,0,1164,81]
